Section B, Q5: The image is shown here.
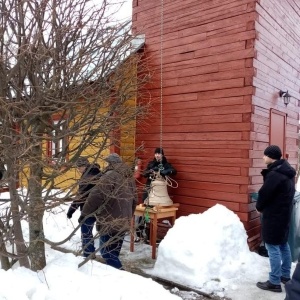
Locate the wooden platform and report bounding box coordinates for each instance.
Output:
[130,203,179,259]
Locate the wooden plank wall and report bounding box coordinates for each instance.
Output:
[249,0,300,247]
[132,0,299,249]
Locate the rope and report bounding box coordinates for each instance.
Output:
[153,172,178,189]
[164,175,179,189]
[159,0,164,150]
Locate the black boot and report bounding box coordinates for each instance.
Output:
[281,276,291,284]
[256,280,282,292]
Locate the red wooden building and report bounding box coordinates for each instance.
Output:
[131,0,300,249]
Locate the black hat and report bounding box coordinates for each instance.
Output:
[264,145,282,160]
[75,156,89,167]
[154,147,164,155]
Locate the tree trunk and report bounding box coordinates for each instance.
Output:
[0,247,10,270]
[0,219,10,270]
[28,141,46,271]
[7,160,30,269]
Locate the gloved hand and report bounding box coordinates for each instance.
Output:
[78,215,84,223]
[67,205,76,219]
[96,224,101,231]
[152,166,159,172]
[161,169,172,176]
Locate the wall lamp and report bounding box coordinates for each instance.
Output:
[279,90,291,106]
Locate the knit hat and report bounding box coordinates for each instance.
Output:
[75,156,89,167]
[154,147,164,155]
[263,145,282,160]
[104,153,122,164]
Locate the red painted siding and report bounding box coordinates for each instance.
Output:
[133,0,300,249]
[249,0,300,247]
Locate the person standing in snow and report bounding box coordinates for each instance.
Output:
[79,153,137,269]
[285,254,300,299]
[67,156,101,257]
[256,145,296,293]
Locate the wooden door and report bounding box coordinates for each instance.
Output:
[270,109,286,158]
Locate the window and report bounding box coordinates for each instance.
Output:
[47,119,68,163]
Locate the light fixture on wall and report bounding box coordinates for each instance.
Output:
[279,90,291,106]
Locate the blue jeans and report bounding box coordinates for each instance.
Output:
[99,231,125,269]
[81,216,96,257]
[265,242,292,284]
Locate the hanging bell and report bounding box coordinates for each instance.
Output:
[147,176,173,207]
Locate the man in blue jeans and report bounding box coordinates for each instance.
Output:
[256,145,296,293]
[80,153,137,269]
[67,157,101,257]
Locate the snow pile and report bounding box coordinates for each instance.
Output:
[151,204,260,295]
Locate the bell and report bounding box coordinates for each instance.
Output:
[147,177,173,207]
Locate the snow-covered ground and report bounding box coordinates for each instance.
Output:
[0,184,299,299]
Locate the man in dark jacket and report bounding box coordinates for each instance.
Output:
[256,145,296,293]
[135,147,177,241]
[79,153,137,269]
[67,156,101,257]
[142,147,177,203]
[285,254,300,299]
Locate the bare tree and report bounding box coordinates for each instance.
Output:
[0,0,149,271]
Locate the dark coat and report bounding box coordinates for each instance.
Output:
[143,156,177,187]
[81,162,138,234]
[256,159,296,245]
[284,255,300,300]
[285,259,300,300]
[68,164,101,215]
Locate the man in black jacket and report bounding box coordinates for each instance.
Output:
[285,254,300,299]
[67,156,101,257]
[142,147,177,203]
[256,145,296,293]
[136,147,177,241]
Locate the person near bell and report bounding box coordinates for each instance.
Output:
[135,147,177,242]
